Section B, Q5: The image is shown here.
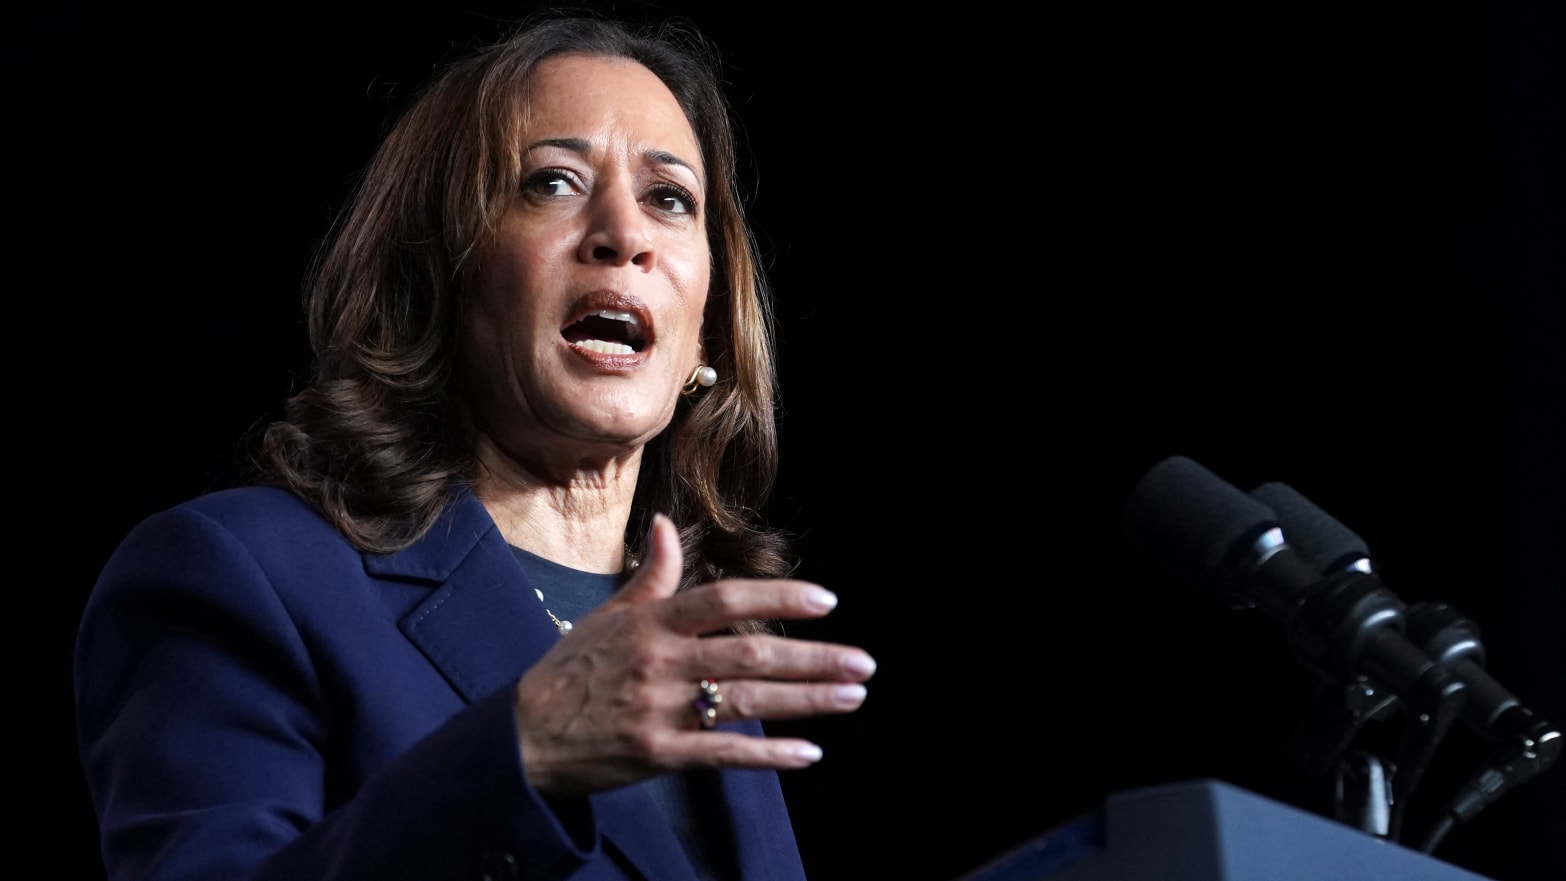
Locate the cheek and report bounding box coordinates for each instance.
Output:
[463,270,514,361]
[670,248,712,340]
[471,235,559,340]
[680,287,711,367]
[462,260,548,391]
[457,297,507,403]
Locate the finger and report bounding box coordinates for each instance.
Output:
[696,678,870,725]
[666,730,827,771]
[613,512,683,605]
[662,578,842,636]
[689,633,878,684]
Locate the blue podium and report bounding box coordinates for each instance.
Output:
[959,779,1495,881]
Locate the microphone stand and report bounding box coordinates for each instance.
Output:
[1333,750,1393,837]
[1289,676,1398,833]
[1275,568,1468,843]
[1292,673,1458,842]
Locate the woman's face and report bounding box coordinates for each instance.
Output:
[463,53,711,472]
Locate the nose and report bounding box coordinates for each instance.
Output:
[579,182,655,269]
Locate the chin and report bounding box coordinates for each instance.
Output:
[572,400,677,445]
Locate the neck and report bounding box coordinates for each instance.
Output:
[469,434,639,574]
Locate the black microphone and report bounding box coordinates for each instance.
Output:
[1248,481,1562,847]
[1251,480,1560,749]
[1122,456,1467,729]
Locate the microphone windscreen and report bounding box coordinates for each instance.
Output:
[1123,455,1278,594]
[1251,482,1371,575]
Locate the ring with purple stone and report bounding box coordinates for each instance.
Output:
[694,679,723,729]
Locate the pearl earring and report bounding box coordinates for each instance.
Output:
[681,365,718,395]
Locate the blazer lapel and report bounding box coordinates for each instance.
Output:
[371,488,562,702]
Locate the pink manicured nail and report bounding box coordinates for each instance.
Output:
[806,588,838,611]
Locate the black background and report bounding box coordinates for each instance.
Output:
[21,2,1563,880]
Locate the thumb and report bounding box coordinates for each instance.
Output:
[617,512,683,603]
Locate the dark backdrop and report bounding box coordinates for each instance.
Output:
[22,2,1562,880]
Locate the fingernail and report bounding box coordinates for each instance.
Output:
[833,683,868,707]
[806,587,838,611]
[793,743,824,764]
[844,653,877,677]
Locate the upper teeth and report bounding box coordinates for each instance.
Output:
[598,310,639,326]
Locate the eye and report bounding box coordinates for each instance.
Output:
[647,183,697,216]
[521,170,580,198]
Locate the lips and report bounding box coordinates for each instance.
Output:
[562,293,652,358]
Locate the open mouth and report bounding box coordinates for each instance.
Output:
[563,310,648,355]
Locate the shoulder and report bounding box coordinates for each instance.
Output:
[179,485,331,532]
[108,484,496,585]
[95,486,361,599]
[84,488,408,660]
[128,485,348,558]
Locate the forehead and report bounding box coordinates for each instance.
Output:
[524,54,703,172]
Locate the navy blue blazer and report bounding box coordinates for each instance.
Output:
[75,485,808,881]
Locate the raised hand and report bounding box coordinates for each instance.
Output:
[513,513,876,795]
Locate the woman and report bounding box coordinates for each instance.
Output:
[74,12,875,881]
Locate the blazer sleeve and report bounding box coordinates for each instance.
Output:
[75,501,600,881]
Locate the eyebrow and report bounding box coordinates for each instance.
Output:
[525,138,699,176]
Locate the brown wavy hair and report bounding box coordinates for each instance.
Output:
[257,12,792,610]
